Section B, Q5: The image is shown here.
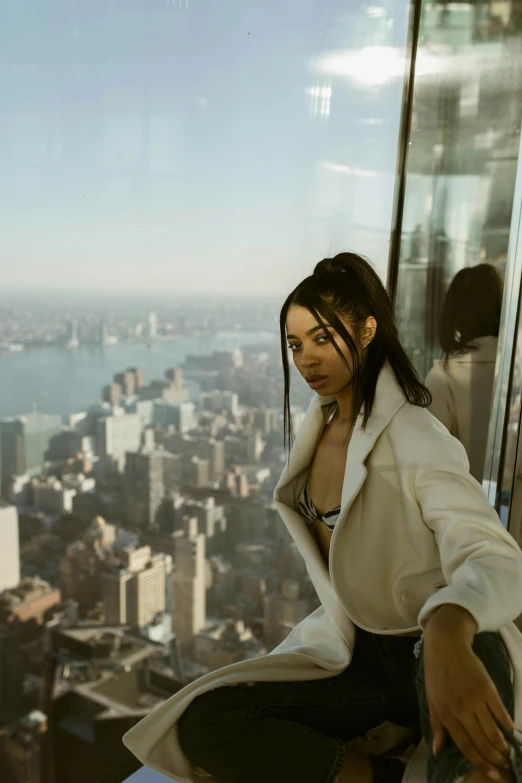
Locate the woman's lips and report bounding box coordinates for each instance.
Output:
[307,376,328,390]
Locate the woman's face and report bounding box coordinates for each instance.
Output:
[285,304,359,395]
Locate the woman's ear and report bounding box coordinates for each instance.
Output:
[361,317,377,349]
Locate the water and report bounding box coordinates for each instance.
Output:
[0,330,277,419]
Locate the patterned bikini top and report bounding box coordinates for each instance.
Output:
[297,402,342,531]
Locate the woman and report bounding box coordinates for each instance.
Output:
[426,264,503,482]
[123,254,522,783]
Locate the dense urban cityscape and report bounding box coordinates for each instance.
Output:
[0,295,316,783]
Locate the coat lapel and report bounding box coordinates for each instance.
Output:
[274,363,407,523]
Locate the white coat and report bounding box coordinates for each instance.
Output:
[123,362,522,783]
[425,336,498,481]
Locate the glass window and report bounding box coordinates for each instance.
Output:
[0,2,415,754]
[393,0,522,487]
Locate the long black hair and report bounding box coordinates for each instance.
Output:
[440,264,503,363]
[279,253,432,452]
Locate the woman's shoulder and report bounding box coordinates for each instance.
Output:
[387,400,455,453]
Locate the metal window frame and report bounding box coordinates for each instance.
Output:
[387,0,423,304]
[482,129,522,526]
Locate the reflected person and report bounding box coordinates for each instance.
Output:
[425,264,503,482]
[125,253,522,783]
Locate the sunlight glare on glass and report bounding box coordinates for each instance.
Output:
[306,85,332,118]
[314,46,443,86]
[367,6,387,18]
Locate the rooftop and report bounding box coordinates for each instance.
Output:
[52,626,182,718]
[0,577,58,610]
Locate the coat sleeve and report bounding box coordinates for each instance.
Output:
[415,434,522,633]
[425,364,456,436]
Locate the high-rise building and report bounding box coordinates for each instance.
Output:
[246,430,264,463]
[137,369,190,404]
[200,390,239,416]
[47,429,90,461]
[101,546,170,628]
[124,450,182,529]
[59,517,116,616]
[32,478,77,514]
[0,505,20,593]
[223,466,249,498]
[184,456,210,488]
[184,496,226,547]
[0,413,62,492]
[263,579,319,651]
[152,401,197,433]
[0,624,24,725]
[171,525,206,653]
[114,371,136,397]
[253,408,279,435]
[127,367,145,389]
[96,414,141,463]
[0,710,48,783]
[165,367,184,387]
[102,383,122,408]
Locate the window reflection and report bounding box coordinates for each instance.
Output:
[425,264,502,482]
[393,0,522,485]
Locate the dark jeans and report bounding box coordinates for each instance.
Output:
[178,628,522,783]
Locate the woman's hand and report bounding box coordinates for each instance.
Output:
[423,605,514,780]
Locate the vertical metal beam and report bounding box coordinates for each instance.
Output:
[387,0,423,305]
[482,126,522,520]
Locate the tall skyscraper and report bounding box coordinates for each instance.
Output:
[101,546,170,628]
[0,413,62,492]
[184,456,210,488]
[171,524,206,652]
[60,517,116,616]
[124,450,182,528]
[127,367,145,389]
[0,505,20,593]
[113,371,136,397]
[0,624,24,725]
[152,401,197,433]
[102,383,122,408]
[200,390,239,416]
[96,414,141,463]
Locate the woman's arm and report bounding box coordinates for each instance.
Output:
[422,604,514,779]
[414,434,522,633]
[414,437,522,778]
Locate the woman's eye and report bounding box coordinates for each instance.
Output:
[287,343,299,351]
[316,334,330,343]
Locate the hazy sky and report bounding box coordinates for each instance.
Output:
[0,0,409,294]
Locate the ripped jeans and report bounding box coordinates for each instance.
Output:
[178,628,522,783]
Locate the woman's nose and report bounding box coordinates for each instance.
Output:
[301,346,319,367]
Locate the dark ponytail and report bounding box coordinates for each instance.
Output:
[440,264,503,363]
[280,252,432,453]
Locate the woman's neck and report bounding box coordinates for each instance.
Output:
[333,384,354,425]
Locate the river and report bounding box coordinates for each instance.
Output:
[0,330,277,419]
